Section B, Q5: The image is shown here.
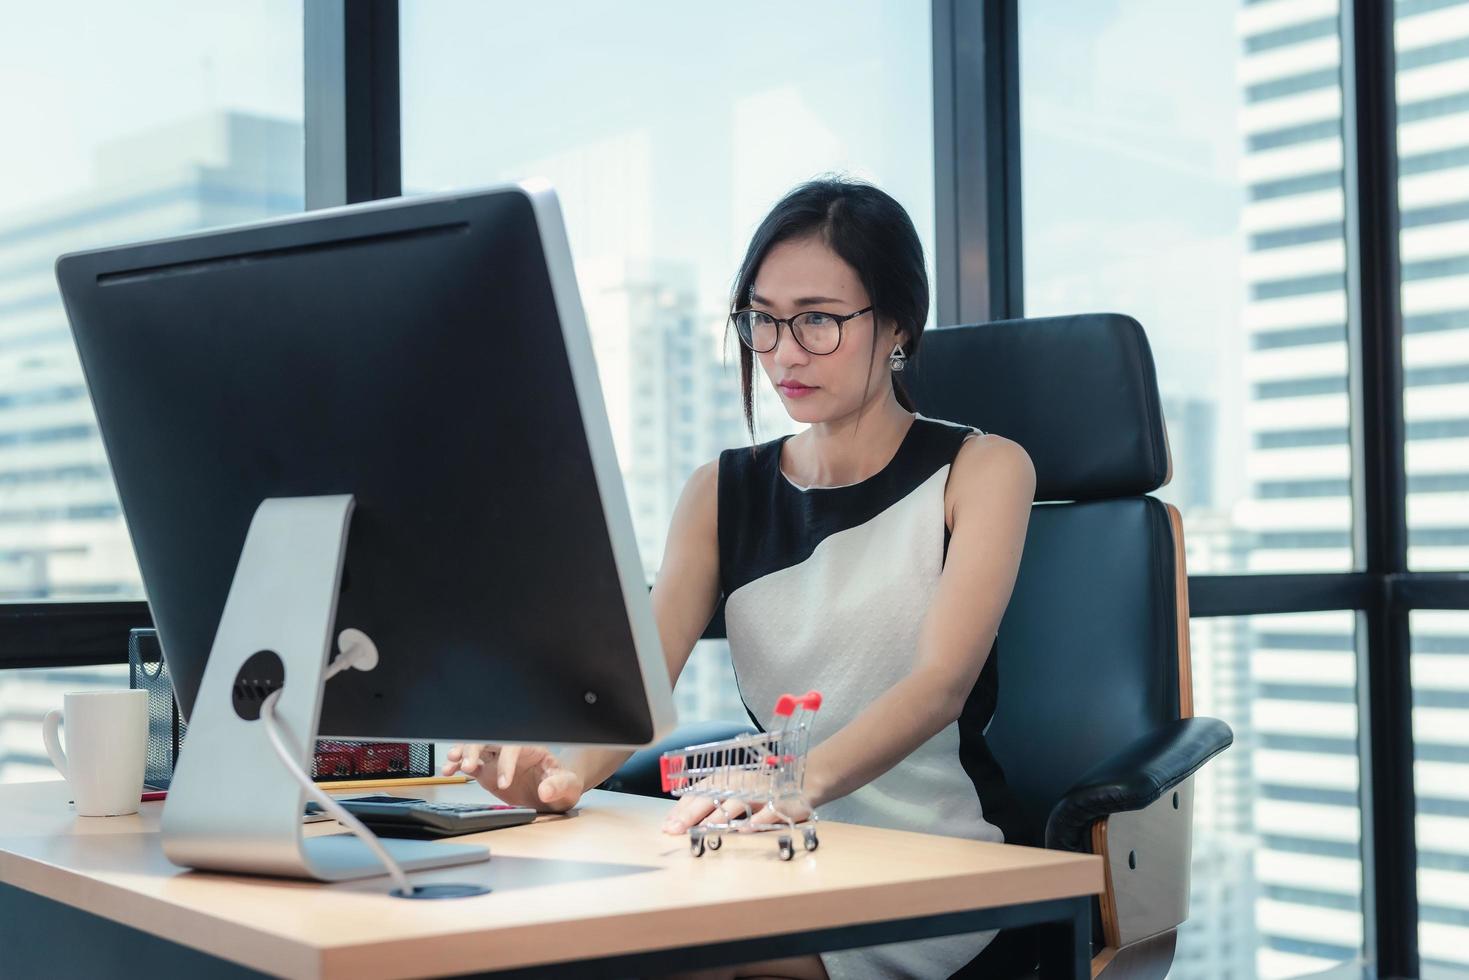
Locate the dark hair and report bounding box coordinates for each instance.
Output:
[728,176,929,440]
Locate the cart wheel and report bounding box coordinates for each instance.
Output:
[707,835,722,850]
[778,836,794,861]
[803,828,819,851]
[690,828,705,858]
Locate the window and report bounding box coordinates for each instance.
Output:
[0,1,303,603]
[673,640,747,724]
[1175,611,1366,979]
[1020,0,1356,576]
[400,0,935,584]
[1410,610,1469,975]
[1394,0,1469,573]
[1020,5,1393,976]
[0,1,303,781]
[402,1,934,725]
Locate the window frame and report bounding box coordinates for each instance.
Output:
[986,1,1456,974]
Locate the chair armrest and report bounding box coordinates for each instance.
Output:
[1045,717,1233,852]
[596,720,757,799]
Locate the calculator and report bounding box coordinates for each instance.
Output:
[307,796,538,838]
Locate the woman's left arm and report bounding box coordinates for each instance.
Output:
[663,434,1035,833]
[797,433,1036,810]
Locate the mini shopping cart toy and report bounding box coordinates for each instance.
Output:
[659,690,823,860]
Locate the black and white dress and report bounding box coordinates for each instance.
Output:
[717,412,1024,980]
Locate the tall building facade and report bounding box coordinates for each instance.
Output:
[1394,0,1469,966]
[1172,512,1263,979]
[1239,0,1469,974]
[0,113,303,601]
[572,254,750,723]
[0,112,304,780]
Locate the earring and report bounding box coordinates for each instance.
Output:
[888,343,907,372]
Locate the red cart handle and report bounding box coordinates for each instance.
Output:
[773,690,823,717]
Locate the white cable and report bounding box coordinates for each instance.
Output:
[258,653,414,896]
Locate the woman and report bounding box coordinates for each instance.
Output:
[443,177,1035,980]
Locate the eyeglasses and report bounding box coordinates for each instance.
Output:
[730,306,873,356]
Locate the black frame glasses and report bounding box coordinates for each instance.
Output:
[730,306,873,355]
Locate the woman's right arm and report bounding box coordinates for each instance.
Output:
[443,456,723,807]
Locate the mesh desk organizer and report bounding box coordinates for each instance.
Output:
[128,628,434,788]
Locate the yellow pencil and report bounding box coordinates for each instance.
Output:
[314,774,472,791]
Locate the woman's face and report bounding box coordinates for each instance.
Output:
[748,236,904,424]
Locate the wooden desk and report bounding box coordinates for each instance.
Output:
[0,779,1102,979]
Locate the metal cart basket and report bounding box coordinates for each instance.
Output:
[659,690,823,860]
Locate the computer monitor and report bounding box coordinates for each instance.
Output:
[54,181,677,882]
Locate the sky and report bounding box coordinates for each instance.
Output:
[398,0,937,315]
[1020,0,1250,511]
[0,0,302,211]
[2,0,1250,509]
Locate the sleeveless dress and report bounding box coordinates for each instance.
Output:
[716,412,1026,980]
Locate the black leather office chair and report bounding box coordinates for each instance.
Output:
[602,312,1231,979]
[906,314,1233,978]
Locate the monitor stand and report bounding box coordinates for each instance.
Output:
[160,495,489,882]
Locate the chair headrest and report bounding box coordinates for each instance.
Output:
[905,314,1171,502]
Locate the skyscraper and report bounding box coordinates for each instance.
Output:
[0,112,304,780]
[0,113,303,601]
[1161,396,1221,515]
[1172,515,1261,979]
[572,255,751,723]
[1239,0,1469,973]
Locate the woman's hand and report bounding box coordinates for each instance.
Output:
[661,790,730,834]
[661,776,813,834]
[441,744,583,813]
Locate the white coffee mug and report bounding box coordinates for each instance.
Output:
[42,689,149,816]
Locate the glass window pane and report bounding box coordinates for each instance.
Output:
[0,2,303,602]
[0,2,301,781]
[1176,611,1365,978]
[1410,610,1469,977]
[401,1,935,583]
[673,639,747,725]
[1020,1,1357,575]
[1394,1,1469,573]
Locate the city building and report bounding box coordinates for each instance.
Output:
[0,113,304,781]
[1239,0,1469,972]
